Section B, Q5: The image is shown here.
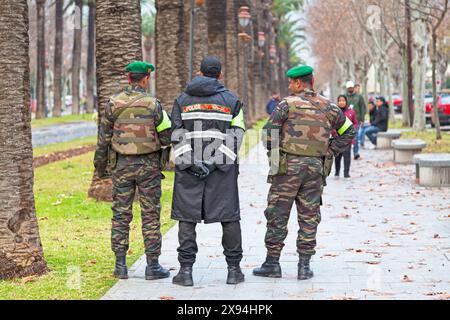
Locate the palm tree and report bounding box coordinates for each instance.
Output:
[86,0,96,114]
[88,0,143,201]
[35,0,46,119]
[53,0,64,117]
[155,0,186,111]
[273,0,306,96]
[71,0,83,115]
[0,0,48,280]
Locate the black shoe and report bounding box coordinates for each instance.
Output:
[145,257,170,280]
[253,256,282,278]
[344,173,351,179]
[172,265,194,287]
[298,256,314,280]
[354,154,361,160]
[227,265,245,285]
[113,254,128,279]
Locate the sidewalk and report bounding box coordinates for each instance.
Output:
[32,121,96,148]
[102,143,450,300]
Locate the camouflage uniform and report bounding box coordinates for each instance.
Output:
[94,85,171,259]
[262,89,355,258]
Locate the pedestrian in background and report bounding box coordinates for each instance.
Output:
[345,81,366,160]
[333,95,358,179]
[266,92,281,115]
[359,101,377,149]
[365,96,389,148]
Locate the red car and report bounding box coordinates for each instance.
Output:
[426,95,450,126]
[391,93,403,113]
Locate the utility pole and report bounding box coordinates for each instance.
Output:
[405,0,414,126]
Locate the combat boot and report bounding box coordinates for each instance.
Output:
[172,265,194,287]
[253,256,282,278]
[145,256,170,280]
[113,254,128,279]
[226,264,245,285]
[298,255,314,280]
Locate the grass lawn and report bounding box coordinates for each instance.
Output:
[401,130,450,153]
[239,117,268,158]
[0,152,175,300]
[0,118,267,300]
[33,136,97,158]
[31,114,95,128]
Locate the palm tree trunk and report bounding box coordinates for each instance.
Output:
[225,0,240,94]
[35,0,46,119]
[207,0,227,71]
[0,0,48,280]
[155,0,186,111]
[86,1,96,114]
[88,0,143,201]
[53,0,64,118]
[71,0,83,115]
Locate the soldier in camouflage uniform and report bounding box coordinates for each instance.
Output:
[253,65,355,280]
[94,61,172,280]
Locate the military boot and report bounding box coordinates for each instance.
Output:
[113,254,128,279]
[172,265,194,287]
[252,256,282,278]
[298,255,314,280]
[145,256,170,280]
[226,264,245,285]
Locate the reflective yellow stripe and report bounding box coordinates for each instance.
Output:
[231,109,245,130]
[156,110,171,133]
[337,117,353,136]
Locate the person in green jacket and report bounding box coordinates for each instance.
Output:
[345,81,366,160]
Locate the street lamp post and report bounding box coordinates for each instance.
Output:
[269,44,277,94]
[238,6,252,121]
[188,0,205,81]
[258,31,266,90]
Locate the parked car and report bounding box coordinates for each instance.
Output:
[391,93,403,113]
[30,98,36,113]
[427,95,450,126]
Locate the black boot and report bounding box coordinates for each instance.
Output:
[227,264,245,285]
[298,255,314,280]
[172,265,194,287]
[145,256,170,280]
[113,254,128,279]
[253,256,282,278]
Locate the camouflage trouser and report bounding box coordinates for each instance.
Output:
[111,164,162,258]
[264,160,323,258]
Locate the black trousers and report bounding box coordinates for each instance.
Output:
[177,221,243,266]
[334,146,352,176]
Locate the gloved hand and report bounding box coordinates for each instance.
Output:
[202,160,217,174]
[187,160,210,179]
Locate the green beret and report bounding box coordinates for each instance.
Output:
[125,61,155,74]
[286,65,314,79]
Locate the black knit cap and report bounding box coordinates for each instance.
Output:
[200,56,222,78]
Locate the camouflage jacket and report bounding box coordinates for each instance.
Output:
[263,90,356,161]
[94,85,172,171]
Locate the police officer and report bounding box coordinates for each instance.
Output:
[170,56,246,286]
[94,61,172,280]
[253,65,355,280]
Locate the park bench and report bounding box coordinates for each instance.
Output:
[392,139,427,164]
[377,131,402,149]
[413,153,450,187]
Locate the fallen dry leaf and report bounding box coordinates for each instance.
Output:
[160,296,176,300]
[402,275,413,282]
[332,214,351,219]
[331,296,360,300]
[21,276,37,285]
